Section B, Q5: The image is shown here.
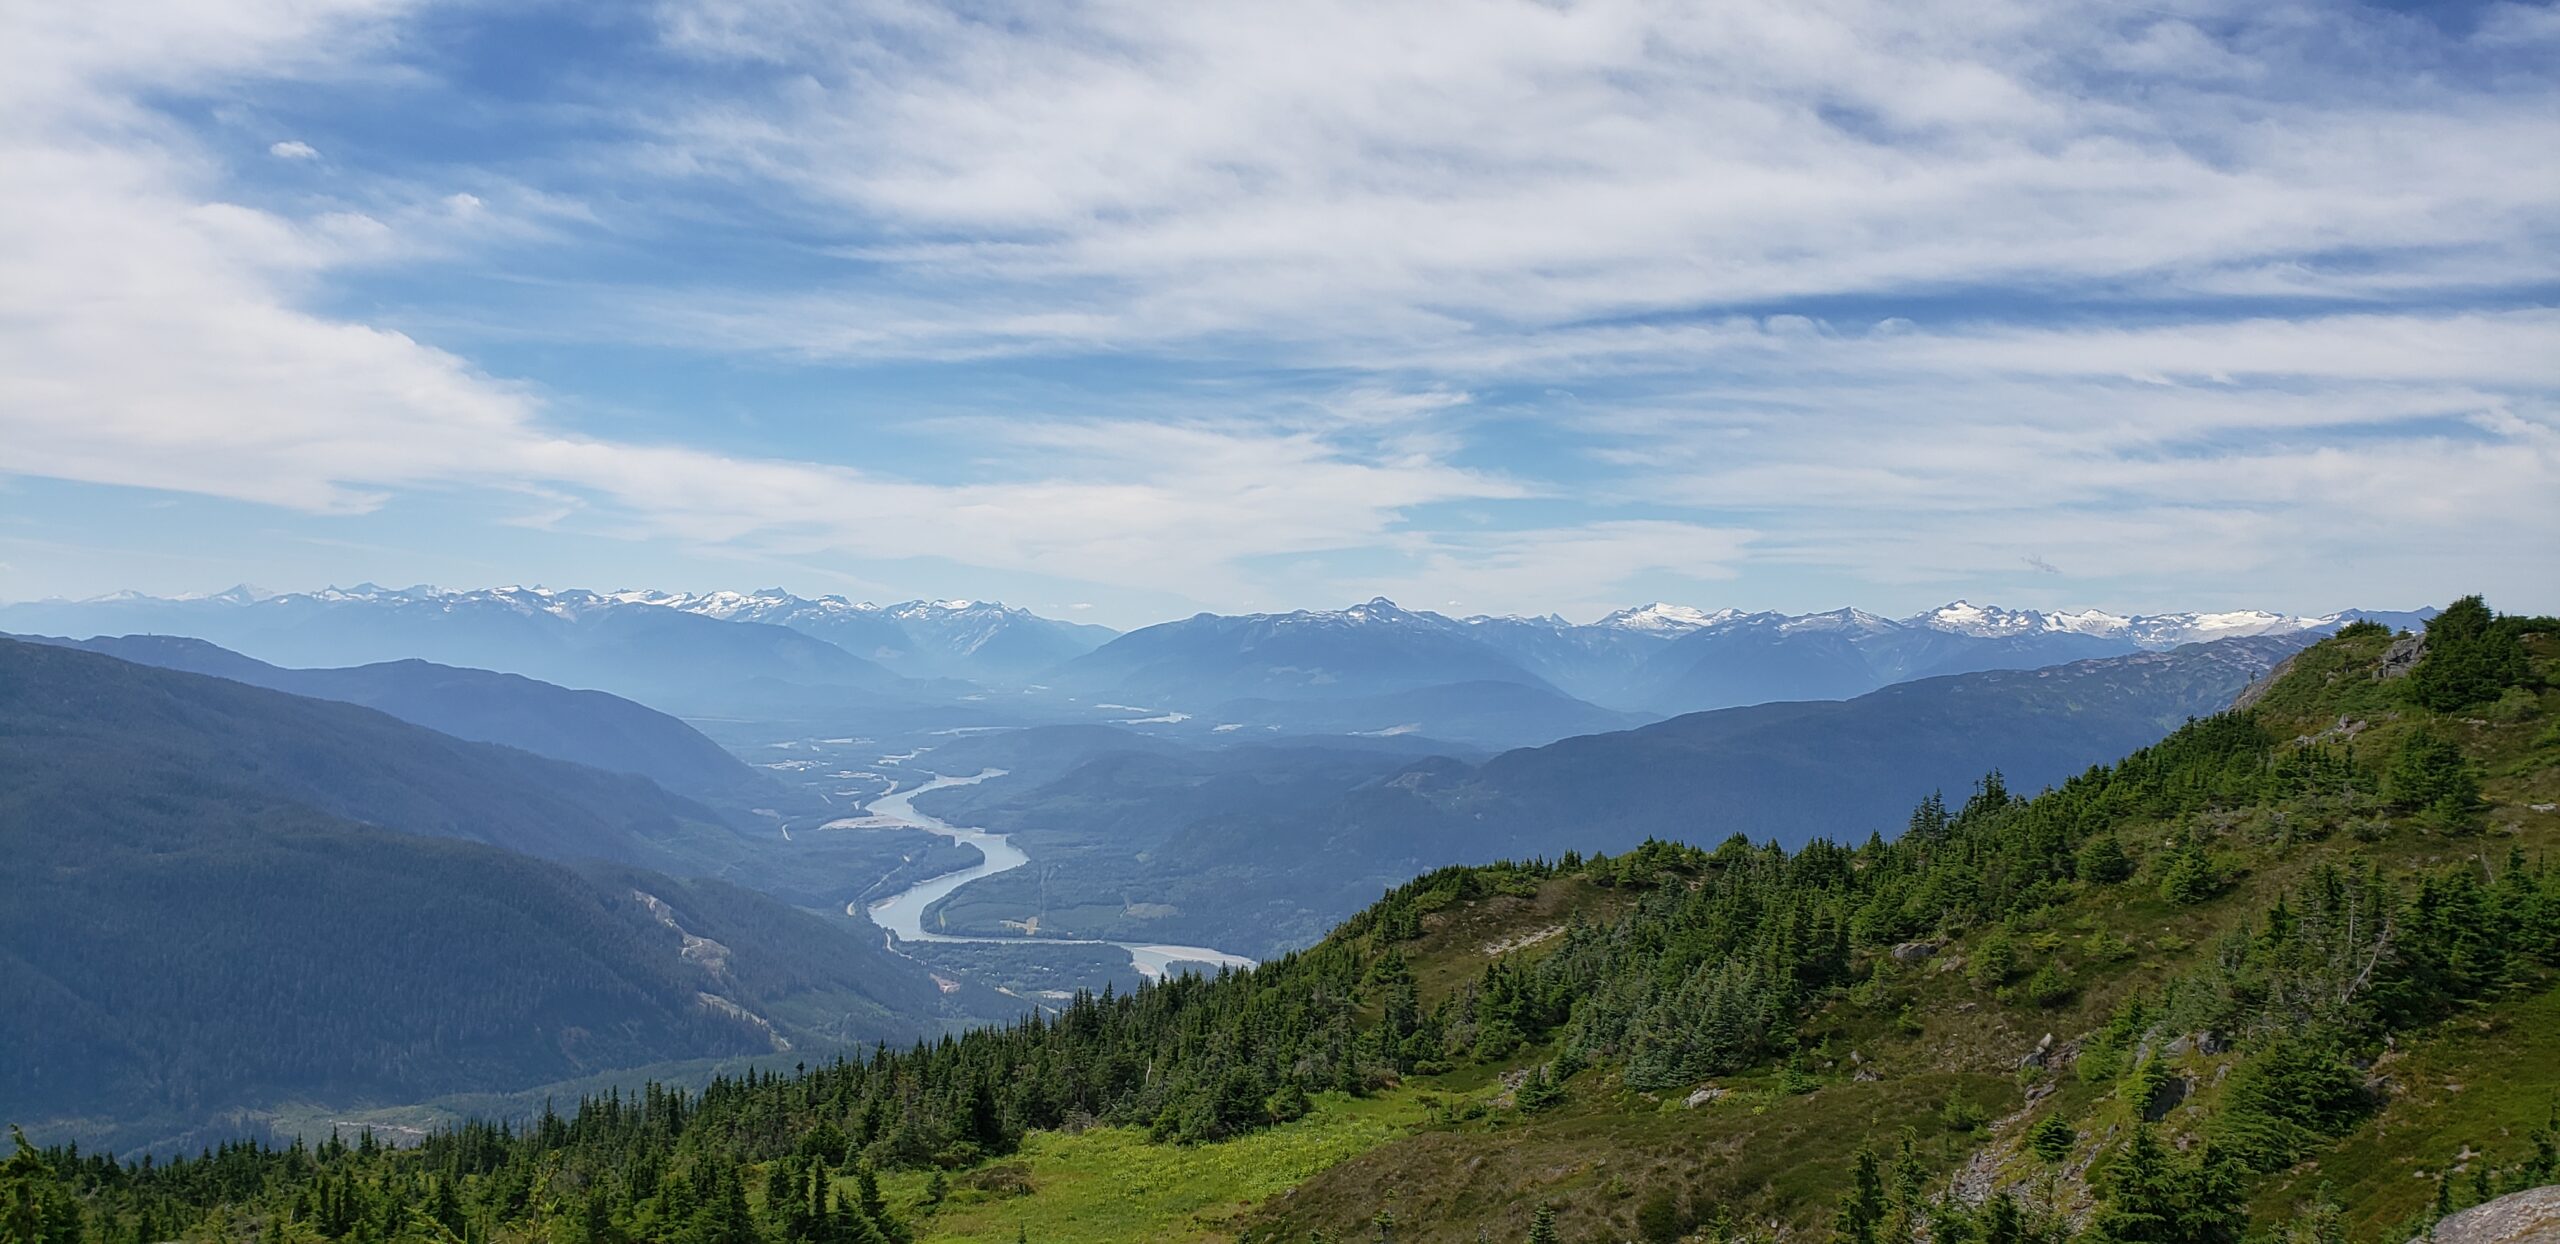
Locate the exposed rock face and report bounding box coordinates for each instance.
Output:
[2407,1185,2560,1244]
[2141,1075,2192,1122]
[2018,1033,2055,1069]
[2232,652,2302,710]
[2379,632,2427,680]
[1891,940,1940,964]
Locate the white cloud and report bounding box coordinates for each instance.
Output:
[0,0,1540,609]
[268,139,318,159]
[0,0,2552,617]
[639,0,2560,359]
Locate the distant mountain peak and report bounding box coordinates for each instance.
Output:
[1595,602,1730,632]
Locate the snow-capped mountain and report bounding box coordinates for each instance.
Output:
[1455,598,2426,715]
[1,585,2430,723]
[620,589,1116,681]
[1590,602,1742,633]
[1054,598,1555,704]
[0,584,1119,694]
[0,584,907,711]
[1903,600,2332,648]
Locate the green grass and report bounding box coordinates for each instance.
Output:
[1245,1068,2018,1244]
[857,1089,1432,1244]
[2253,983,2560,1242]
[866,635,2560,1244]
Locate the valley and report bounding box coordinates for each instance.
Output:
[834,765,1257,981]
[4,588,2544,1244]
[7,601,2552,1244]
[11,12,2550,1240]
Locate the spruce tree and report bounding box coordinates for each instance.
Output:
[1526,1201,1559,1244]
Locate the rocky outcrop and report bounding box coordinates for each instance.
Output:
[2379,632,2427,680]
[2018,1033,2055,1069]
[2232,651,2303,710]
[2406,1185,2560,1244]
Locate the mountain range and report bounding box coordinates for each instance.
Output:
[896,632,2322,956]
[1052,595,2430,719]
[0,637,1010,1149]
[3,588,2426,729]
[615,589,1119,682]
[17,633,777,808]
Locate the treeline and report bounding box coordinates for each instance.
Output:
[3,598,2552,1243]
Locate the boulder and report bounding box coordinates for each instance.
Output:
[2378,633,2426,680]
[2406,1185,2560,1244]
[1890,940,1940,964]
[2018,1033,2056,1070]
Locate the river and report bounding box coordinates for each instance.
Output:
[833,768,1257,981]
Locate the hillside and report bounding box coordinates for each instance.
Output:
[0,638,754,874]
[1052,599,1565,704]
[1342,633,2321,860]
[0,586,910,714]
[23,634,777,807]
[5,599,2552,1243]
[899,634,2317,959]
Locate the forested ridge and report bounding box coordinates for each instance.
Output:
[6,598,2557,1244]
[0,640,1004,1144]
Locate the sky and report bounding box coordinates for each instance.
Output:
[2,0,2555,630]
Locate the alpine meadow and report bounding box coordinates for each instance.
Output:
[3,3,2557,1244]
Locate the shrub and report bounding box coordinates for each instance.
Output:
[2077,831,2134,884]
[1514,1065,1565,1113]
[1971,932,2020,989]
[2029,1114,2076,1163]
[1636,1188,1686,1244]
[2217,1036,2371,1172]
[2158,844,2220,905]
[2387,729,2481,818]
[2026,965,2075,1009]
[2409,596,2531,712]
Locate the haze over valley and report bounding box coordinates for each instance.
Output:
[6,2,2557,1240]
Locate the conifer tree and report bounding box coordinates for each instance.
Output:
[1526,1201,1559,1244]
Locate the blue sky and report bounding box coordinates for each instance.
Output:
[2,0,2555,629]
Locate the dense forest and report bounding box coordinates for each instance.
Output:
[5,598,2555,1244]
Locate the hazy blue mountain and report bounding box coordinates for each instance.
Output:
[1050,598,1559,704]
[0,639,1010,1143]
[907,634,2318,957]
[1481,599,2432,715]
[1452,610,1690,704]
[1206,679,1652,749]
[0,585,905,712]
[1619,612,1883,713]
[621,590,1117,683]
[27,634,775,807]
[1330,633,2320,863]
[0,637,754,875]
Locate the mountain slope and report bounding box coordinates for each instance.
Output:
[19,602,2548,1243]
[627,590,1117,683]
[26,634,774,806]
[1052,598,1559,704]
[0,585,906,712]
[1380,633,2323,858]
[860,636,2321,962]
[0,638,755,874]
[0,642,1011,1150]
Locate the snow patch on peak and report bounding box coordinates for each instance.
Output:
[1782,607,1897,635]
[1597,602,1724,632]
[1911,600,2034,637]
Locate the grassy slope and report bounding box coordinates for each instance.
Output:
[877,630,2560,1244]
